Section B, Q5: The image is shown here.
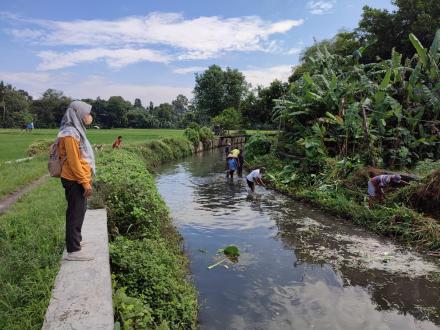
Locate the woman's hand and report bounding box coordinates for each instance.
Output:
[83,187,93,198]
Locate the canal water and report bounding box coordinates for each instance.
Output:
[155,149,440,330]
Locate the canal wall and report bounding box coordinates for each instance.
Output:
[194,135,247,153]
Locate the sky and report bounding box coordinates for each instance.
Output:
[0,0,395,105]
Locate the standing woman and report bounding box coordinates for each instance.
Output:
[58,100,95,261]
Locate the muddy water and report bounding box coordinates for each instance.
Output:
[156,149,440,330]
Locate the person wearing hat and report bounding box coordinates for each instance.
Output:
[368,174,408,207]
[224,143,232,156]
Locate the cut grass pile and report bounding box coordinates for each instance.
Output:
[0,179,66,329]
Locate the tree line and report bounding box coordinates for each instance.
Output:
[0,85,195,129]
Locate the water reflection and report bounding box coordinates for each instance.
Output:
[156,149,440,329]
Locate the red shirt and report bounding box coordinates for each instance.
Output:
[112,139,121,148]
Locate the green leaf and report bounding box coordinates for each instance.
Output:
[223,245,240,257]
[409,33,428,66]
[380,69,392,89]
[429,29,440,61]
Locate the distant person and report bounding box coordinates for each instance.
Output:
[112,136,122,149]
[237,149,244,177]
[224,143,232,170]
[226,148,241,178]
[224,143,231,156]
[368,174,408,207]
[26,122,34,132]
[246,167,266,193]
[58,100,95,261]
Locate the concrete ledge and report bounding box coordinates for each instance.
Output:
[43,209,114,330]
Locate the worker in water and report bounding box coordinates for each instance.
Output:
[226,148,240,179]
[368,174,408,207]
[224,143,231,156]
[246,167,266,193]
[237,149,244,177]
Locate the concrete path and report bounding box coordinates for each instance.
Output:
[0,174,49,215]
[43,209,114,330]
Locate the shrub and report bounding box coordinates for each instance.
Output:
[245,134,272,161]
[94,147,198,328]
[96,150,170,239]
[111,237,197,329]
[113,287,154,329]
[198,126,214,142]
[187,122,200,131]
[184,128,200,146]
[162,138,193,160]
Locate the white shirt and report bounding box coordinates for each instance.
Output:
[246,169,261,183]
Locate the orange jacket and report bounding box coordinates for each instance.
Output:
[59,136,92,189]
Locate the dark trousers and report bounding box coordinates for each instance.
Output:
[61,178,87,253]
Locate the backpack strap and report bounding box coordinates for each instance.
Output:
[56,137,68,170]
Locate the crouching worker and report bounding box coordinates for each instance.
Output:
[246,167,266,193]
[58,100,95,261]
[112,135,122,148]
[368,174,408,208]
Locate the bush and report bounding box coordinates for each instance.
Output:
[198,126,214,142]
[113,287,154,329]
[184,128,200,146]
[162,138,193,160]
[245,134,272,161]
[111,237,197,329]
[187,122,200,131]
[94,147,198,328]
[96,151,170,239]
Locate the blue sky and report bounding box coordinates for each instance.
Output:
[0,0,394,105]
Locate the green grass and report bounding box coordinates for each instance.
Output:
[0,128,185,161]
[0,179,66,330]
[0,156,47,200]
[95,143,197,329]
[246,152,440,252]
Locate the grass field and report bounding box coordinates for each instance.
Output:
[0,128,272,162]
[0,179,66,329]
[0,129,186,162]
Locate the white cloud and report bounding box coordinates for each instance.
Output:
[36,48,171,70]
[4,12,304,69]
[0,71,52,86]
[286,47,301,55]
[307,1,336,15]
[172,66,206,74]
[1,71,191,104]
[242,65,293,87]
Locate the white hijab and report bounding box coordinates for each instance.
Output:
[58,100,96,174]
